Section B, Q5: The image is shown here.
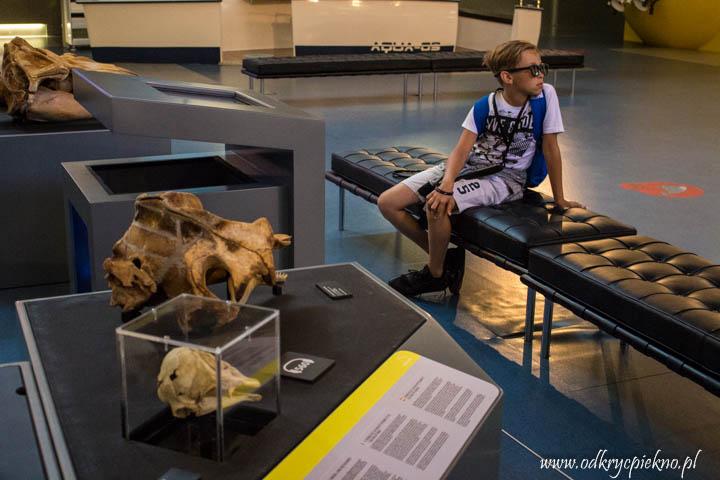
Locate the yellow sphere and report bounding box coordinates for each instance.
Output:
[625,0,720,49]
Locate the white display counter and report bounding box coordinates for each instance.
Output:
[78,0,294,63]
[292,0,459,55]
[457,5,542,52]
[79,0,223,63]
[79,0,463,62]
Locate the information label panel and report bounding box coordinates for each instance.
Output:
[267,350,500,480]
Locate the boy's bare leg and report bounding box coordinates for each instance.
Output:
[377,184,429,252]
[426,205,452,278]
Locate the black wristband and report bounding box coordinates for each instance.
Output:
[434,186,453,196]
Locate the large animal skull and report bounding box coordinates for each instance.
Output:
[104,191,291,312]
[0,36,134,121]
[157,347,262,418]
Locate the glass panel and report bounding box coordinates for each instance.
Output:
[118,295,280,461]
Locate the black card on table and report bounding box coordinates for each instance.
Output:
[315,281,352,300]
[281,352,335,382]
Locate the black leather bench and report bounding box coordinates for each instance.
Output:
[522,236,720,395]
[327,146,720,396]
[242,49,585,98]
[326,146,635,321]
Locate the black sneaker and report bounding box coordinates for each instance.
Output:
[444,247,466,295]
[388,266,448,296]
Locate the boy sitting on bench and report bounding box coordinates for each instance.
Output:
[378,40,582,296]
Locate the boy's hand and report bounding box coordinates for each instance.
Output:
[426,189,456,216]
[555,199,585,210]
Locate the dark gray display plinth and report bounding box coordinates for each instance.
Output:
[63,151,291,293]
[3,71,324,290]
[0,114,170,289]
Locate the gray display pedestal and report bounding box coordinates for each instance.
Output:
[63,151,292,293]
[72,71,325,270]
[0,114,170,289]
[2,71,324,290]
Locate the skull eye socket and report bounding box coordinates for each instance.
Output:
[132,258,142,269]
[169,370,177,381]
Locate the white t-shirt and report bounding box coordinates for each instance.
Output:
[461,84,564,171]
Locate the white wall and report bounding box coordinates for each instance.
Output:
[457,7,542,51]
[84,3,221,47]
[456,16,511,51]
[221,0,293,52]
[511,7,542,45]
[291,0,457,49]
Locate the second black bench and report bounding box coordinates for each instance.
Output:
[522,236,720,395]
[243,49,585,99]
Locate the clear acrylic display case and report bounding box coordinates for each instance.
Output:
[116,294,280,461]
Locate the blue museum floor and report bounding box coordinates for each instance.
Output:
[2,40,720,479]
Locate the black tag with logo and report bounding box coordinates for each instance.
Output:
[315,281,352,300]
[280,352,335,382]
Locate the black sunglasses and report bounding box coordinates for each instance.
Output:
[497,63,549,78]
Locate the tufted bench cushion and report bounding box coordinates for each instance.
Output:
[424,51,488,72]
[331,147,446,196]
[242,50,585,78]
[242,53,433,77]
[528,236,720,375]
[425,49,584,72]
[537,49,585,69]
[330,147,636,270]
[456,195,636,266]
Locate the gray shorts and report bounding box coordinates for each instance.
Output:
[400,165,526,213]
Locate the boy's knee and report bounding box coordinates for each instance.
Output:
[424,203,437,223]
[424,202,439,217]
[424,203,451,226]
[377,192,394,216]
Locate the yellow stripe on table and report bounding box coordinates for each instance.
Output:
[264,350,420,480]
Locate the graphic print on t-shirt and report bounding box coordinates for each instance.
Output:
[461,85,564,172]
[472,106,534,168]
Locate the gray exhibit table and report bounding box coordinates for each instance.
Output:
[72,71,325,270]
[0,362,59,479]
[16,263,502,479]
[0,113,169,289]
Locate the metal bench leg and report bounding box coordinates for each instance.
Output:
[417,74,423,101]
[260,79,265,94]
[338,187,345,231]
[524,287,537,343]
[571,69,576,97]
[541,298,554,358]
[249,77,254,90]
[433,73,438,101]
[403,74,408,102]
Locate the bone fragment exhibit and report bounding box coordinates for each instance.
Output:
[157,347,262,418]
[0,36,134,121]
[104,191,292,312]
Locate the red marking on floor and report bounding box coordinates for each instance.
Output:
[620,182,704,198]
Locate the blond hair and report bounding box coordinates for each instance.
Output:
[483,40,539,85]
